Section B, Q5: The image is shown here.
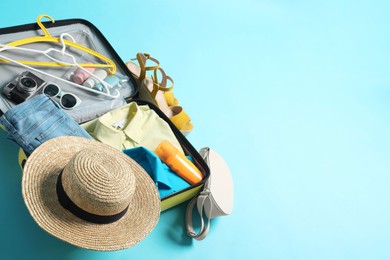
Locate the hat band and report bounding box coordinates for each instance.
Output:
[56,172,129,224]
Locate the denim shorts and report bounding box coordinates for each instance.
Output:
[0,94,92,155]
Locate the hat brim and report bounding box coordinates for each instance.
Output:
[22,136,160,251]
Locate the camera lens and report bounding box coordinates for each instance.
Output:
[21,77,37,89]
[18,77,37,92]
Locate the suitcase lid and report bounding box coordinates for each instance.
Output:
[0,15,138,122]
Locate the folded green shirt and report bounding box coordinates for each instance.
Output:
[81,102,183,154]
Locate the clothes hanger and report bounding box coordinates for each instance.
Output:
[0,14,117,74]
[0,51,120,99]
[0,34,120,99]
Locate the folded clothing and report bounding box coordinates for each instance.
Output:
[0,94,92,155]
[123,146,191,198]
[81,101,184,154]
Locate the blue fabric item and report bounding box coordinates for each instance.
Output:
[0,94,92,154]
[123,146,191,198]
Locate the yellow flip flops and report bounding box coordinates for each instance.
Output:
[164,92,179,106]
[126,53,159,86]
[126,53,194,135]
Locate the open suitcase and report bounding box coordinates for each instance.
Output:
[0,15,209,212]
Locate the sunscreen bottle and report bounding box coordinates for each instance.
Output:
[155,140,203,185]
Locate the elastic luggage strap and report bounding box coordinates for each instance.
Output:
[185,185,213,240]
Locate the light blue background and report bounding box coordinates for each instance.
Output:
[1,0,390,259]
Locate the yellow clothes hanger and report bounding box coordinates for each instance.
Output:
[0,14,116,74]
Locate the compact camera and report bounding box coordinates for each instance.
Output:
[2,71,46,104]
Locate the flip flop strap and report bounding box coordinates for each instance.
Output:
[132,53,160,82]
[169,106,191,129]
[152,68,174,92]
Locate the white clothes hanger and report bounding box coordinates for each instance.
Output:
[0,33,120,99]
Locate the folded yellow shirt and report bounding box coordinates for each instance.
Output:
[81,102,184,154]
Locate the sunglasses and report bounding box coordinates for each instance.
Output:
[42,83,81,110]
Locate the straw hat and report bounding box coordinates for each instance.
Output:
[22,136,160,251]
